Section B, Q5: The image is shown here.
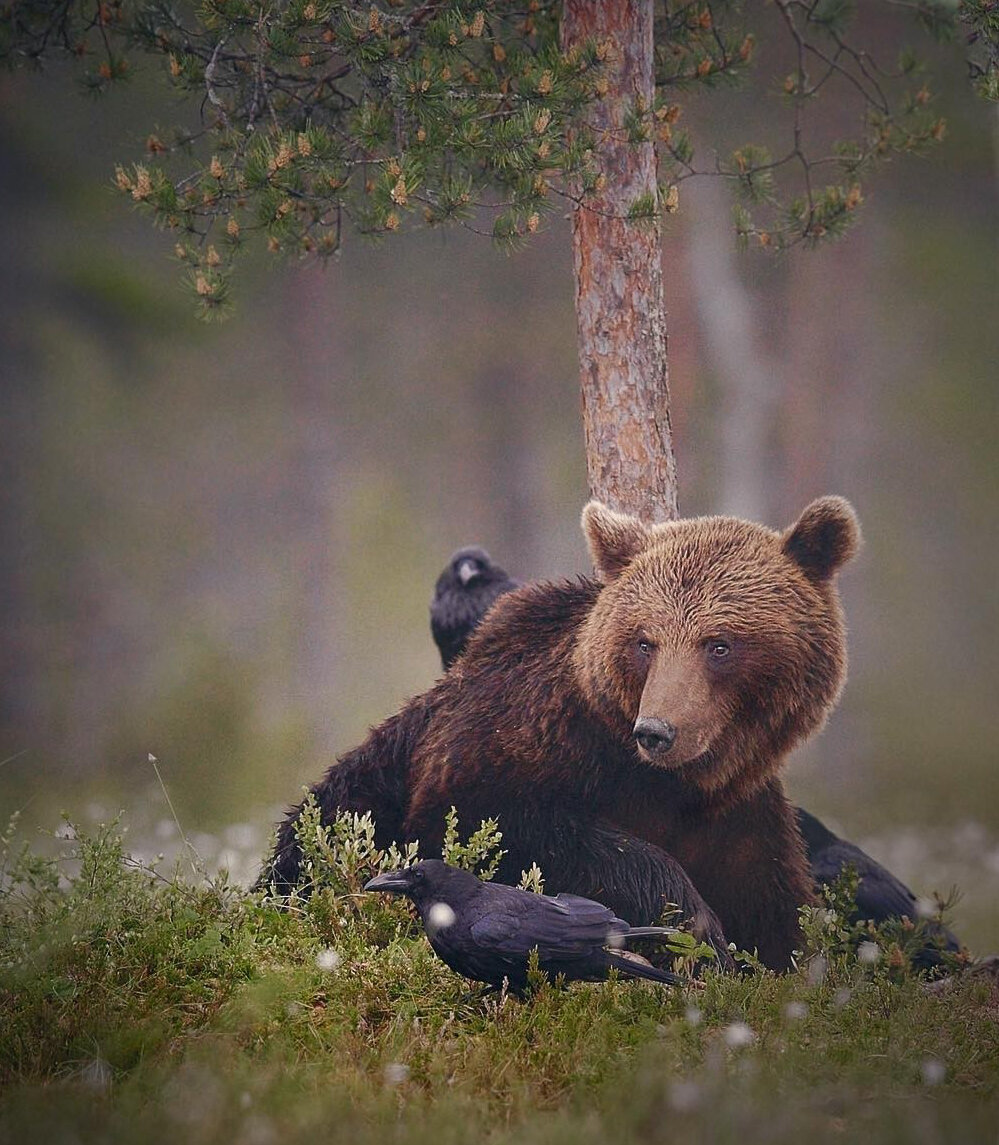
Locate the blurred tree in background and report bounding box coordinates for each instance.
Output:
[0,3,997,943]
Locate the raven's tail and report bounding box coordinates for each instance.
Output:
[606,950,681,986]
[621,925,682,943]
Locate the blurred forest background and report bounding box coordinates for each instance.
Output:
[1,19,997,948]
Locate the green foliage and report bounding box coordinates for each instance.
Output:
[799,865,966,980]
[273,798,421,945]
[518,860,545,894]
[659,926,719,970]
[959,0,999,98]
[2,0,995,309]
[0,812,255,1084]
[18,0,599,314]
[655,0,757,96]
[1,809,996,1145]
[440,804,506,879]
[291,796,420,897]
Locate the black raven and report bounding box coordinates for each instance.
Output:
[430,547,519,670]
[365,859,683,991]
[796,809,960,968]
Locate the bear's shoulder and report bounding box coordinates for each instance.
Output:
[461,576,601,663]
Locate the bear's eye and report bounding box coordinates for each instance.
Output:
[636,639,653,657]
[706,639,731,660]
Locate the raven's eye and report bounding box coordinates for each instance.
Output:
[706,639,731,661]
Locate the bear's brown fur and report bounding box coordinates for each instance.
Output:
[260,496,860,971]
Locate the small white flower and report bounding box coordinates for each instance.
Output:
[833,987,852,1008]
[858,941,880,964]
[427,901,456,934]
[915,897,936,919]
[807,955,828,986]
[79,1057,112,1091]
[606,930,625,949]
[224,822,259,850]
[684,1005,702,1026]
[383,1062,409,1086]
[668,1079,702,1112]
[192,832,219,857]
[784,1001,808,1022]
[723,1021,755,1048]
[315,948,341,971]
[240,1114,276,1145]
[921,1058,945,1086]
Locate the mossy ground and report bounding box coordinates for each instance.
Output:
[2,812,996,1145]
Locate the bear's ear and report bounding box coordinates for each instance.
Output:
[783,496,862,581]
[581,501,650,581]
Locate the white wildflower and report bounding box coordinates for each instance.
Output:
[224,822,259,850]
[921,1058,945,1086]
[784,1001,808,1022]
[668,1079,702,1112]
[807,956,828,986]
[723,1021,755,1048]
[915,897,936,919]
[240,1114,276,1145]
[858,941,880,964]
[315,948,341,971]
[427,901,456,934]
[383,1062,409,1086]
[79,1057,112,1091]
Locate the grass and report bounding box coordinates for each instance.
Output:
[1,810,997,1145]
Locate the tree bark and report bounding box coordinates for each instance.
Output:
[561,0,677,524]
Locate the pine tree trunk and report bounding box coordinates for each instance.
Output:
[561,0,677,524]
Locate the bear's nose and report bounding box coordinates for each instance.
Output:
[633,716,677,755]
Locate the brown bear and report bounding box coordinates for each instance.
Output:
[259,496,861,971]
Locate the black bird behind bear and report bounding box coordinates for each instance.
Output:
[430,547,519,670]
[365,859,683,991]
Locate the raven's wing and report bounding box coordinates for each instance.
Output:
[467,891,616,960]
[810,838,919,922]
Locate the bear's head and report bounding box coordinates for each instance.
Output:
[575,497,861,801]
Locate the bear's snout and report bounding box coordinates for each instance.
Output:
[633,716,677,758]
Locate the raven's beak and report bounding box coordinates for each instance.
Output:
[457,559,480,586]
[364,870,411,894]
